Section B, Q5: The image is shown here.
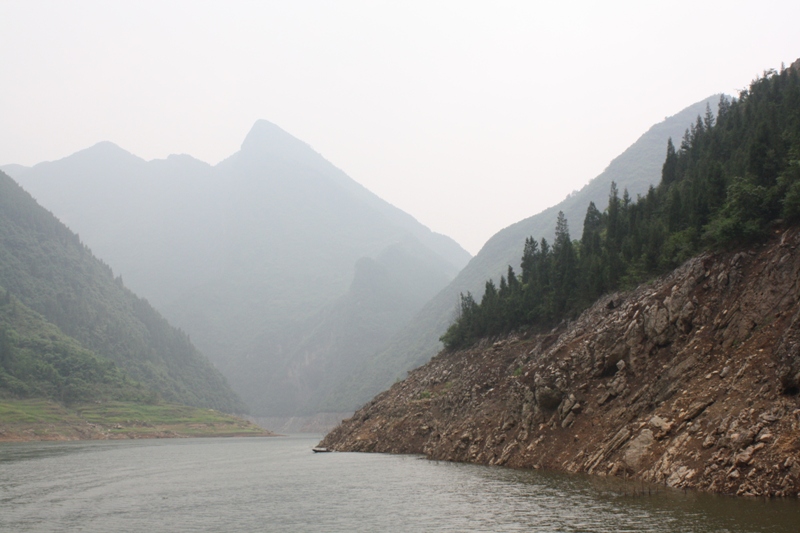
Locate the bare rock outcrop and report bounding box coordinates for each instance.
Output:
[321,227,800,497]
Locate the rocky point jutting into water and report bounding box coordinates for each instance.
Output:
[322,227,800,498]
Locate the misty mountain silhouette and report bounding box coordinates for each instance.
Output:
[6,121,470,416]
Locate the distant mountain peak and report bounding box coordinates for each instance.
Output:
[241,120,311,154]
[60,141,145,168]
[80,140,135,158]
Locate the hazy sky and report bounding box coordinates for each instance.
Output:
[1,1,797,254]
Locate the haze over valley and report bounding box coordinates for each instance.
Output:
[5,121,470,417]
[2,2,799,530]
[3,95,719,418]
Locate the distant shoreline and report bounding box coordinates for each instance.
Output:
[0,399,276,443]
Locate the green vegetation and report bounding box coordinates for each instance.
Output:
[0,399,269,440]
[74,402,267,437]
[0,398,83,424]
[0,171,246,412]
[0,288,150,404]
[442,65,800,349]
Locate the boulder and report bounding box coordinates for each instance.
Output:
[623,429,655,470]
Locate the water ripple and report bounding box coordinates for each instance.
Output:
[0,436,796,532]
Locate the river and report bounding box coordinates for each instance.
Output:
[0,435,796,532]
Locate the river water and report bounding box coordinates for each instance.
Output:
[0,435,796,532]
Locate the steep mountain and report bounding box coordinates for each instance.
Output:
[0,287,146,404]
[348,95,724,402]
[0,171,245,412]
[5,122,470,416]
[323,63,800,498]
[321,229,800,498]
[256,238,455,416]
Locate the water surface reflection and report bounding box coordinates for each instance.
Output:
[0,436,796,532]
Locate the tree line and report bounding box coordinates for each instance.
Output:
[441,63,800,349]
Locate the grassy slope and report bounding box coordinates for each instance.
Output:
[0,399,272,442]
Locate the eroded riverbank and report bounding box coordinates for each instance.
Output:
[322,229,800,498]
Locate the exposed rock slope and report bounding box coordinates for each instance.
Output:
[322,228,800,497]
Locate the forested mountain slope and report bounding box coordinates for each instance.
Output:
[442,62,800,348]
[0,287,147,404]
[346,95,722,401]
[323,62,800,497]
[5,122,470,416]
[0,171,245,412]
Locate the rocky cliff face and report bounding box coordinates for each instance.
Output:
[321,228,800,498]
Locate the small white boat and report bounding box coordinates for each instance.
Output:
[312,446,331,453]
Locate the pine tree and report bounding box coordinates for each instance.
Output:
[718,95,731,122]
[662,138,678,186]
[579,202,605,303]
[605,183,624,287]
[703,102,715,130]
[552,211,577,318]
[520,237,538,285]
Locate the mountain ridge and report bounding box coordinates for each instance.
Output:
[4,121,471,416]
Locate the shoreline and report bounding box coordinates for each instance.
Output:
[321,231,800,498]
[0,399,276,443]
